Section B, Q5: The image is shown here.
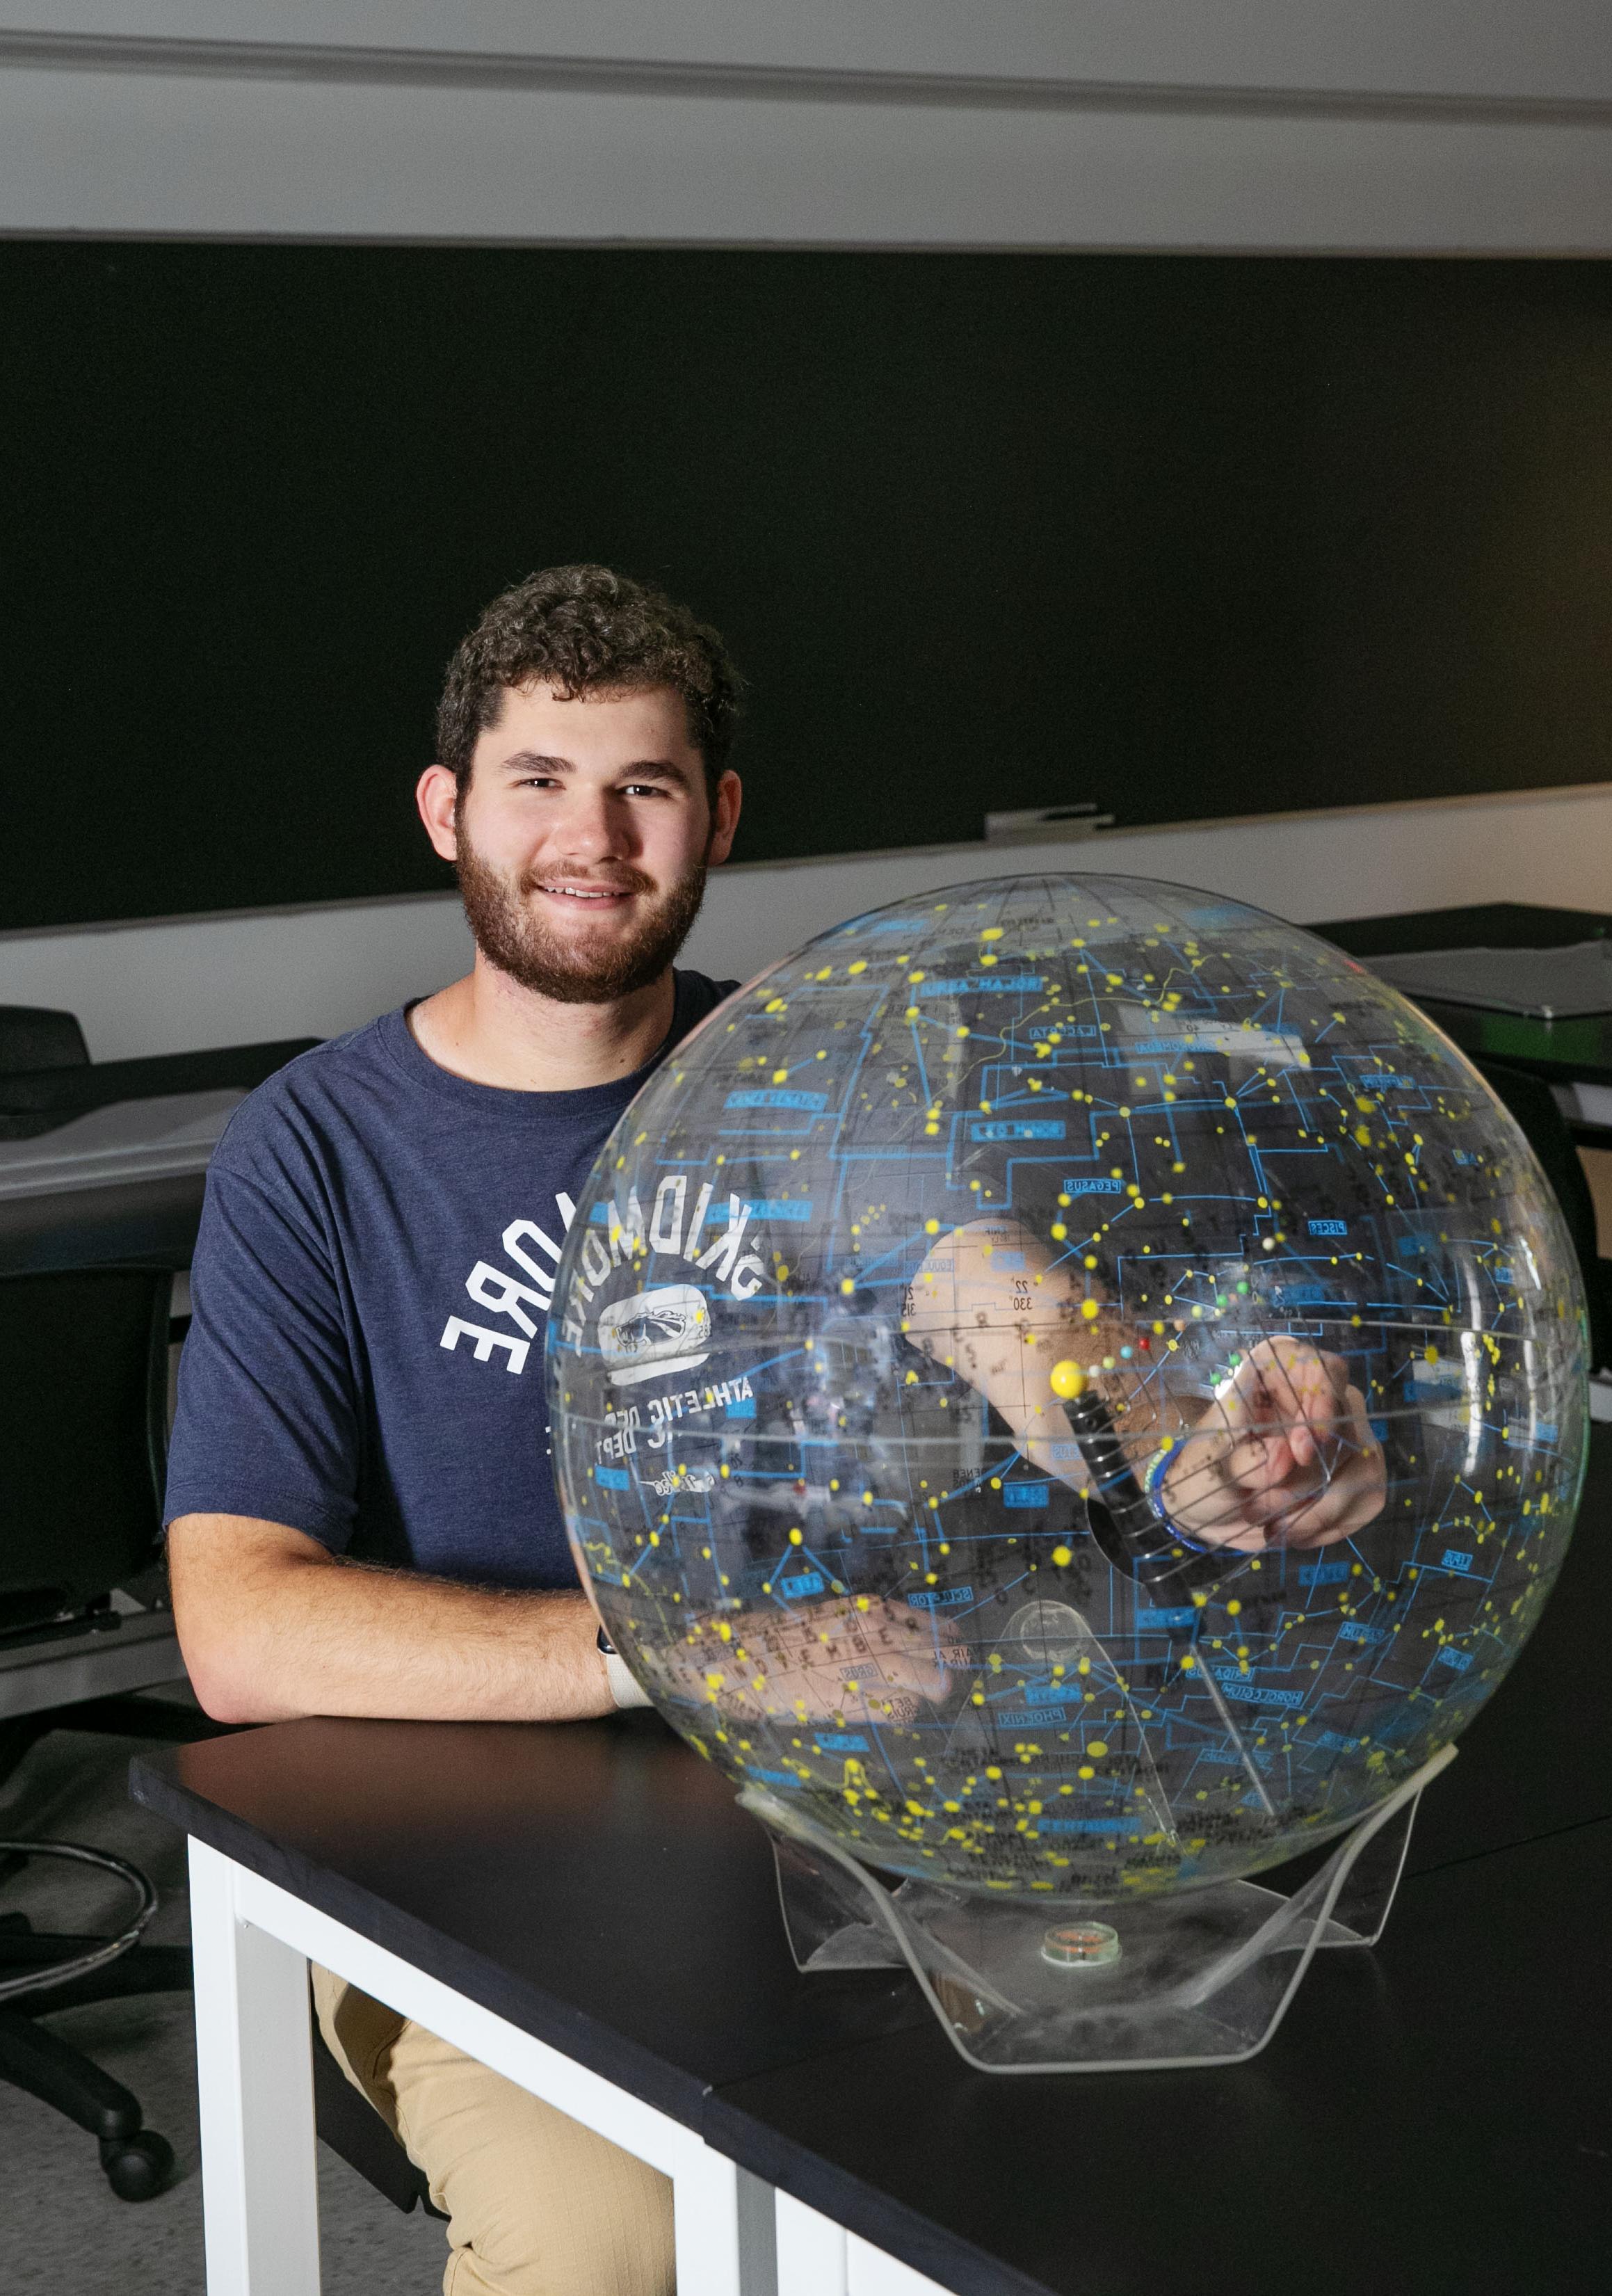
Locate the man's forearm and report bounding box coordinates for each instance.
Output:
[168,1514,615,1725]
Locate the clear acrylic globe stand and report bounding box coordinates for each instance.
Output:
[741,1742,1454,2074]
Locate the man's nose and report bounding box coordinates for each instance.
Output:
[551,785,631,863]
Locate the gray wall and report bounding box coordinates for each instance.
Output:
[4,6,1609,1052]
[6,780,1609,1061]
[3,3,1611,248]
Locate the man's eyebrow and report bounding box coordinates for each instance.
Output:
[498,750,695,788]
[618,757,696,789]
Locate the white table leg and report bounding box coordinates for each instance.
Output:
[846,2236,954,2295]
[194,1847,773,2295]
[736,2160,782,2295]
[777,2195,956,2296]
[189,1839,321,2295]
[777,2190,849,2295]
[672,2144,778,2295]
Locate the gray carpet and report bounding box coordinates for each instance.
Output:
[0,1710,445,2292]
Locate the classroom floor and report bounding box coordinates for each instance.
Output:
[0,1711,444,2294]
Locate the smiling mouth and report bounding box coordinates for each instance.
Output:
[533,883,636,902]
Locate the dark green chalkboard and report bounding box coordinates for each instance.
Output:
[3,246,1611,933]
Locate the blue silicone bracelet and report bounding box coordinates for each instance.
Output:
[1144,1436,1187,1519]
[1143,1434,1223,1557]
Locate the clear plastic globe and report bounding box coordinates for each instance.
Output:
[549,875,1586,1901]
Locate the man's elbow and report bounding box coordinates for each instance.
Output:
[176,1625,293,1726]
[168,1514,325,1724]
[181,1660,277,1727]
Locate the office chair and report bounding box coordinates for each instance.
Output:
[0,1004,89,1075]
[0,1265,216,2197]
[1476,1059,1612,1374]
[0,1264,444,2216]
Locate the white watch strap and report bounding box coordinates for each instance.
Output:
[604,1650,652,1710]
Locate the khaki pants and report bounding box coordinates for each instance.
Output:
[312,1966,676,2296]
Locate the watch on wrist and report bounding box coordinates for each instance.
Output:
[595,1622,652,1710]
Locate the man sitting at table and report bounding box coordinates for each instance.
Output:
[166,563,1385,2296]
[166,565,758,2296]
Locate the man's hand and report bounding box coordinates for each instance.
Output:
[901,1217,1387,1553]
[1163,1337,1386,1552]
[647,1594,951,1726]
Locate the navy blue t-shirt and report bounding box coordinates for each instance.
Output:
[163,972,737,1589]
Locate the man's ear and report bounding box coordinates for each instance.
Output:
[417,763,460,862]
[706,769,742,865]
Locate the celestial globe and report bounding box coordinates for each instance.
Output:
[548,874,1587,1904]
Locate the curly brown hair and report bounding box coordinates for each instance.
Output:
[435,564,741,801]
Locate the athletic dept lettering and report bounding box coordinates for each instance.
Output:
[165,974,736,1591]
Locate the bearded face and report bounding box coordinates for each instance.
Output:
[453,815,711,1005]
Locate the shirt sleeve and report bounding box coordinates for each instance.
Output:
[163,1157,362,1552]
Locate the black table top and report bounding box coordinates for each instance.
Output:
[136,1707,931,2130]
[1314,901,1612,962]
[709,1821,1611,2296]
[0,1038,318,1274]
[131,1425,1612,2296]
[1316,901,1612,1091]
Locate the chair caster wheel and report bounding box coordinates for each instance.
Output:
[100,2128,175,2200]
